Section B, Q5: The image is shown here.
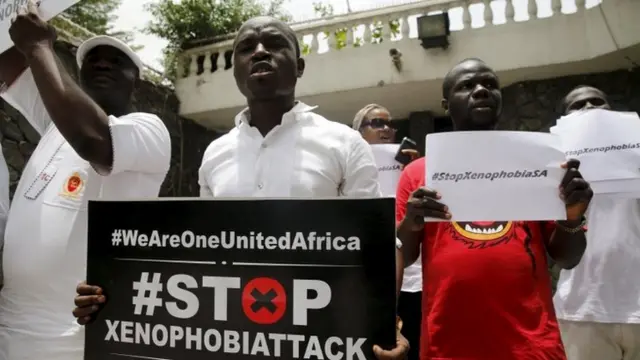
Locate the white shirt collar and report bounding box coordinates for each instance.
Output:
[234,101,318,127]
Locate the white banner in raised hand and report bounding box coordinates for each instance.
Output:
[553,109,640,184]
[0,0,81,54]
[425,131,567,222]
[371,144,402,197]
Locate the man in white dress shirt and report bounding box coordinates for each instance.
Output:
[554,85,640,360]
[198,17,380,199]
[0,3,171,359]
[74,16,408,360]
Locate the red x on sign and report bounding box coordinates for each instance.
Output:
[242,277,287,324]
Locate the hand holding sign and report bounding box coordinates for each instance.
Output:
[559,159,593,221]
[407,187,451,225]
[373,332,410,360]
[73,281,105,325]
[9,0,56,57]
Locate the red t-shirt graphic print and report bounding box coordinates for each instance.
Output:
[396,158,566,360]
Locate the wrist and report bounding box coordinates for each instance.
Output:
[557,218,582,226]
[22,41,53,60]
[400,214,422,233]
[556,217,586,233]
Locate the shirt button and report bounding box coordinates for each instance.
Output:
[258,183,263,189]
[261,143,267,148]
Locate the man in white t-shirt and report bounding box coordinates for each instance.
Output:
[74,15,409,360]
[0,3,171,359]
[554,85,640,360]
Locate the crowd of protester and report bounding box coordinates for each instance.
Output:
[0,2,637,360]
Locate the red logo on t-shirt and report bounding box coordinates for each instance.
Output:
[60,172,84,198]
[449,221,515,249]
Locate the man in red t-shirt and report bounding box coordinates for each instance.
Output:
[396,58,593,360]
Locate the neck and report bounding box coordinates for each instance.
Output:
[248,95,296,136]
[86,88,131,116]
[100,101,130,117]
[453,120,498,131]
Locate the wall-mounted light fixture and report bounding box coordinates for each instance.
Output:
[416,12,451,50]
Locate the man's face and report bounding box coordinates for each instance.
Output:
[443,61,502,131]
[233,17,304,101]
[564,87,610,115]
[359,108,396,145]
[79,46,137,105]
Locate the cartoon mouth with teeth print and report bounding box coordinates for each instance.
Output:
[449,221,516,249]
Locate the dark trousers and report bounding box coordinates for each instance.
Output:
[397,291,422,360]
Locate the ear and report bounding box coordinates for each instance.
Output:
[495,91,503,117]
[441,98,449,113]
[296,57,305,78]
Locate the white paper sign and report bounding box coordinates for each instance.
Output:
[0,0,81,54]
[590,178,640,195]
[599,192,640,200]
[371,144,402,197]
[552,109,640,199]
[425,131,567,222]
[553,109,640,182]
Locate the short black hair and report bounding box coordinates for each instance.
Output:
[442,57,488,100]
[561,85,608,114]
[234,16,301,58]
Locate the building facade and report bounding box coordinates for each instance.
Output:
[173,0,640,153]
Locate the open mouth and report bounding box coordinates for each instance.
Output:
[470,102,494,111]
[250,62,275,76]
[456,221,508,235]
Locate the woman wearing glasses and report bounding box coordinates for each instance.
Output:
[353,104,399,144]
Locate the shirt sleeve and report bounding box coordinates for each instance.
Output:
[1,68,51,135]
[340,133,382,197]
[199,177,213,197]
[97,112,171,176]
[198,140,219,198]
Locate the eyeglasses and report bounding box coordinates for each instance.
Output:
[360,118,396,130]
[568,97,608,112]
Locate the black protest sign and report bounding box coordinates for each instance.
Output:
[85,198,397,360]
